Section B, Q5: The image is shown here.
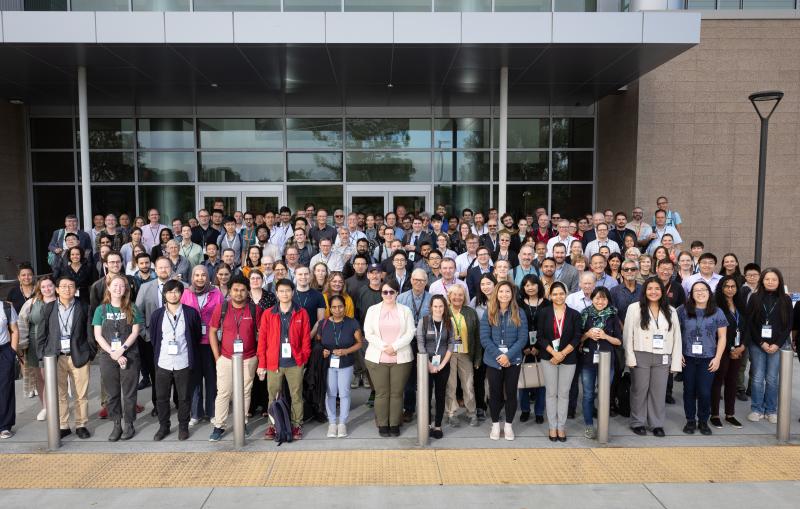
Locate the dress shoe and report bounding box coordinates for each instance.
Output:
[519,411,530,423]
[631,426,647,436]
[75,427,91,439]
[736,390,748,402]
[652,427,665,437]
[683,421,696,434]
[178,429,189,441]
[59,428,72,439]
[150,408,158,417]
[557,435,567,442]
[108,421,122,442]
[137,378,151,391]
[378,426,391,437]
[389,426,400,437]
[154,427,170,441]
[121,423,135,440]
[665,395,676,405]
[535,415,544,424]
[698,421,712,436]
[709,417,723,429]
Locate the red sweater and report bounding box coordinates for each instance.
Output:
[257,304,311,371]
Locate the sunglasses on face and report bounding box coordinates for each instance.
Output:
[382,290,396,295]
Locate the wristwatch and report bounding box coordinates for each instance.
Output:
[122,344,129,351]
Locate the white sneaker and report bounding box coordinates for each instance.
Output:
[0,430,14,439]
[188,418,200,427]
[767,414,778,424]
[747,412,764,422]
[490,422,501,440]
[26,391,35,399]
[36,408,47,421]
[327,423,338,438]
[337,423,348,438]
[504,422,515,441]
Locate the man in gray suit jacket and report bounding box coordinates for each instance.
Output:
[37,275,93,439]
[552,243,580,294]
[48,214,93,268]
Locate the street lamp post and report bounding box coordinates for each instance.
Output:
[748,90,783,267]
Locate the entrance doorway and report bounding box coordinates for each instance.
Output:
[198,185,284,215]
[346,185,431,216]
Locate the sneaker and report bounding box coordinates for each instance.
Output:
[698,421,712,436]
[747,412,764,422]
[725,416,743,428]
[264,426,276,440]
[378,426,391,437]
[75,427,90,439]
[767,413,778,424]
[208,427,224,442]
[430,428,444,439]
[489,422,500,440]
[26,390,35,399]
[0,430,14,439]
[584,427,596,439]
[136,378,151,391]
[469,416,479,427]
[503,422,515,441]
[682,421,696,435]
[350,375,359,389]
[652,427,665,437]
[535,415,544,424]
[736,390,749,402]
[36,408,47,421]
[292,426,303,440]
[476,408,486,421]
[98,406,108,419]
[519,411,530,423]
[135,403,144,414]
[362,376,371,389]
[327,423,337,438]
[389,426,400,437]
[709,417,723,429]
[447,415,461,428]
[188,418,200,428]
[337,423,348,438]
[366,392,375,408]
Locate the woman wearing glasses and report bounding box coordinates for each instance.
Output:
[363,280,415,437]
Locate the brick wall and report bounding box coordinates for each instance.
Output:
[634,19,800,288]
[0,103,30,280]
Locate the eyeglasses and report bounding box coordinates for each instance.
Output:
[657,201,667,205]
[334,214,344,218]
[411,278,427,283]
[621,267,637,272]
[382,290,397,295]
[488,224,497,228]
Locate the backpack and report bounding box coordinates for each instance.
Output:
[268,392,293,446]
[614,371,632,418]
[219,301,259,337]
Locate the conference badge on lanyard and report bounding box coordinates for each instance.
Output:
[233,338,244,354]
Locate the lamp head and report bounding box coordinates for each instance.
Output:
[749,90,784,120]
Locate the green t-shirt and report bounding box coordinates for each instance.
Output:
[91,304,144,326]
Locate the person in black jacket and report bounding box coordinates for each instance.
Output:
[743,268,793,423]
[710,275,746,429]
[536,281,581,442]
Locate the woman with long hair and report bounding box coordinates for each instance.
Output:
[623,277,682,437]
[91,274,143,441]
[214,265,232,300]
[480,280,527,440]
[241,245,263,279]
[606,253,624,284]
[652,245,671,266]
[744,268,793,424]
[323,271,355,318]
[450,222,471,255]
[517,274,550,424]
[569,239,584,265]
[675,250,695,284]
[470,272,496,421]
[710,275,746,429]
[17,276,57,420]
[53,246,94,305]
[718,253,745,288]
[416,295,455,439]
[150,228,174,261]
[311,261,329,292]
[636,254,653,284]
[120,227,143,268]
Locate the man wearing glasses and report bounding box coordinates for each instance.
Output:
[626,207,653,249]
[653,196,683,234]
[546,220,577,257]
[479,220,501,256]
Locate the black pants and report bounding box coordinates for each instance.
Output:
[138,339,157,407]
[98,349,140,424]
[403,355,418,413]
[0,344,15,432]
[427,364,450,427]
[486,364,521,423]
[155,366,192,431]
[568,353,584,414]
[474,362,487,411]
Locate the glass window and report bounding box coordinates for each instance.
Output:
[495,184,548,221]
[552,151,593,181]
[284,0,342,10]
[287,152,343,181]
[31,152,74,182]
[30,118,73,149]
[198,118,283,149]
[344,0,431,11]
[133,0,191,10]
[33,185,76,270]
[743,0,797,7]
[493,151,548,181]
[71,0,129,10]
[554,0,599,11]
[551,184,593,219]
[137,118,194,149]
[82,152,135,182]
[199,152,283,182]
[434,151,490,182]
[138,152,196,182]
[346,152,431,182]
[138,186,196,223]
[494,118,549,149]
[193,0,280,10]
[435,185,490,222]
[552,118,594,148]
[435,0,492,11]
[25,0,69,10]
[686,0,718,7]
[286,118,342,149]
[288,185,343,216]
[434,118,490,149]
[79,118,135,149]
[495,0,552,11]
[91,186,136,218]
[346,119,431,149]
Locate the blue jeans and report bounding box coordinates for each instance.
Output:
[326,365,354,424]
[518,387,545,416]
[682,355,715,423]
[581,361,614,426]
[749,342,785,415]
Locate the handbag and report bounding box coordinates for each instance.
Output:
[517,355,544,389]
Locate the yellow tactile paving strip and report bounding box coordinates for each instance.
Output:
[2,447,800,489]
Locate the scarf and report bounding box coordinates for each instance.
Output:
[580,304,617,330]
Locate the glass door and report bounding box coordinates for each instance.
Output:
[390,188,430,216]
[198,185,284,216]
[346,185,431,215]
[347,190,388,215]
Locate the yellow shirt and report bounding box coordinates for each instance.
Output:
[451,310,468,354]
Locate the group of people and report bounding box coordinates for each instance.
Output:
[1,196,798,444]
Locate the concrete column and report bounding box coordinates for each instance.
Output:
[498,66,508,215]
[78,66,92,233]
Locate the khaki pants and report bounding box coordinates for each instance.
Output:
[266,365,305,427]
[57,356,90,429]
[445,352,476,418]
[212,355,257,429]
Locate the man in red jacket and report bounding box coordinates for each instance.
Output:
[257,278,311,440]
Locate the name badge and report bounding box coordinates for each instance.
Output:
[663,355,669,365]
[431,355,441,367]
[233,338,244,354]
[734,331,741,347]
[216,329,222,341]
[201,324,207,335]
[652,334,665,350]
[761,325,772,339]
[593,352,599,364]
[454,339,463,354]
[281,342,292,358]
[167,341,178,355]
[528,330,537,346]
[330,355,340,369]
[498,346,508,354]
[75,289,80,297]
[60,334,71,351]
[692,343,703,355]
[111,339,122,352]
[552,339,560,351]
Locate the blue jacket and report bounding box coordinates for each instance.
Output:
[149,304,202,370]
[479,308,528,369]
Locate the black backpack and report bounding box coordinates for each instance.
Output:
[268,392,293,446]
[614,371,632,417]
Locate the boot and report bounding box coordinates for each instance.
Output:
[121,422,136,440]
[108,420,122,442]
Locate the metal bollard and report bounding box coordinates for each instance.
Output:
[597,351,611,445]
[416,353,429,446]
[231,353,246,448]
[776,348,793,443]
[43,355,60,450]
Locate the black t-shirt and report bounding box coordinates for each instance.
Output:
[293,289,325,329]
[318,317,360,369]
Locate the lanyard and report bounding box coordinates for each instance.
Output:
[763,301,778,324]
[58,302,75,335]
[280,312,291,342]
[432,320,444,354]
[197,292,208,312]
[451,310,464,338]
[553,310,565,339]
[331,320,342,347]
[180,244,193,258]
[167,308,182,339]
[694,313,706,341]
[224,235,236,249]
[499,312,509,345]
[524,299,540,327]
[396,273,406,289]
[107,304,123,337]
[649,308,661,330]
[297,292,309,309]
[411,294,424,324]
[230,304,247,339]
[149,225,160,244]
